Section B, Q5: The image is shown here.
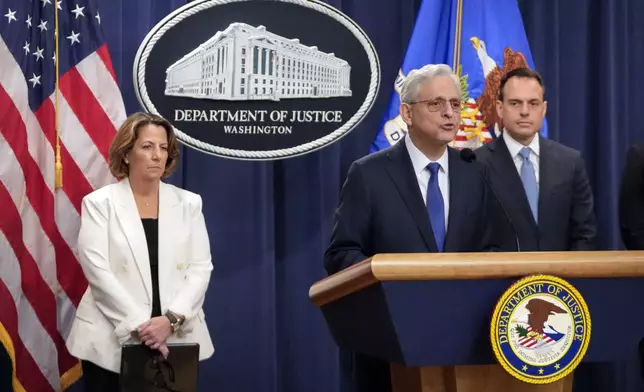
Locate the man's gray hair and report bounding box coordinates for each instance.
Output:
[400,64,461,104]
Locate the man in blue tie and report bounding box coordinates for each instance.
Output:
[476,68,596,251]
[324,64,497,392]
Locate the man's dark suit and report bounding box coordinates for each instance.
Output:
[324,137,496,392]
[476,134,596,251]
[618,143,644,382]
[619,143,644,250]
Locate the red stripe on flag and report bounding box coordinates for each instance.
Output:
[96,44,118,83]
[526,340,539,348]
[0,182,74,381]
[0,86,82,376]
[35,99,97,214]
[0,280,51,392]
[58,68,116,161]
[19,101,89,309]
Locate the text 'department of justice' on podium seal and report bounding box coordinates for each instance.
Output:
[490,275,591,384]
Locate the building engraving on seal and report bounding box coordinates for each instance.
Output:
[164,22,352,101]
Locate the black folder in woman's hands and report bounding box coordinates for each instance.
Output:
[119,343,200,392]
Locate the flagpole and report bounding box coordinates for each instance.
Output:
[54,0,62,189]
[449,0,463,149]
[452,0,464,72]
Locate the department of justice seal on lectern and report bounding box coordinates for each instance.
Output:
[490,275,591,384]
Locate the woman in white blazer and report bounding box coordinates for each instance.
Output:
[65,112,214,390]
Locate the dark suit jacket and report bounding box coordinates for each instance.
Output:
[476,134,596,252]
[618,144,644,378]
[619,143,644,250]
[324,138,497,392]
[325,137,496,274]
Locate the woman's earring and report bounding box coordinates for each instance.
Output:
[124,158,129,165]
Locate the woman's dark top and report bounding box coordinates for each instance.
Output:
[141,218,162,318]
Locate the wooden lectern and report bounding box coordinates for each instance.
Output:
[309,251,644,392]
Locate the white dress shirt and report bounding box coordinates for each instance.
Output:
[503,130,540,186]
[405,136,450,230]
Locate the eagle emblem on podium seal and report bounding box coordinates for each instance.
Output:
[490,275,591,384]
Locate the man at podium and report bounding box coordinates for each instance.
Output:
[325,64,497,392]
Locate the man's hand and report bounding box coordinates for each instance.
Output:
[137,316,172,350]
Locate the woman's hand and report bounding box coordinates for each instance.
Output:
[137,316,172,350]
[158,343,169,359]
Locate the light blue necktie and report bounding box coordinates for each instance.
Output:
[426,162,445,252]
[519,147,538,223]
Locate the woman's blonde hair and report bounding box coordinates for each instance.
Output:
[108,112,180,179]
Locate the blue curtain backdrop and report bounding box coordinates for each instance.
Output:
[519,0,644,252]
[99,1,424,391]
[518,1,644,390]
[48,0,644,391]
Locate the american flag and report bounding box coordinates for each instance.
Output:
[518,325,563,349]
[0,0,125,390]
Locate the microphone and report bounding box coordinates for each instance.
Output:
[460,148,521,252]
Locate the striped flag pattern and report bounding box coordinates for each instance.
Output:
[0,0,124,390]
[518,326,560,350]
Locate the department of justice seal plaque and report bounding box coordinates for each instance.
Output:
[133,0,380,160]
[490,275,591,384]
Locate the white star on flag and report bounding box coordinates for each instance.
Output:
[4,9,17,23]
[28,73,41,87]
[67,30,80,45]
[71,4,85,19]
[32,46,44,61]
